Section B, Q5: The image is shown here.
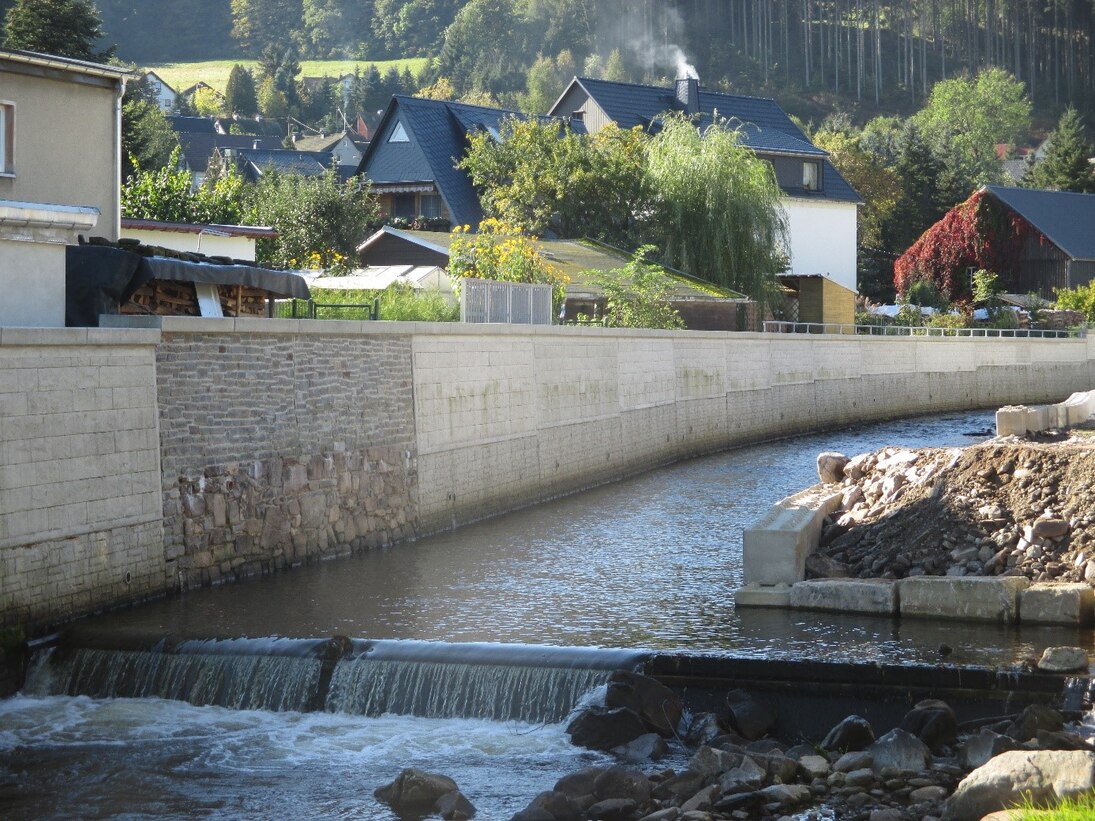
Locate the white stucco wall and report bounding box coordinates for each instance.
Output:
[781,198,858,293]
[119,228,257,261]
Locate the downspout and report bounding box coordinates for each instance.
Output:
[113,75,128,241]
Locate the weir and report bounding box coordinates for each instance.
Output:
[25,633,649,724]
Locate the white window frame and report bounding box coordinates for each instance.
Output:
[802,160,820,192]
[388,121,409,143]
[0,101,14,177]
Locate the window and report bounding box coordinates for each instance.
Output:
[391,193,416,219]
[0,102,13,176]
[419,194,442,219]
[388,121,409,143]
[802,160,820,191]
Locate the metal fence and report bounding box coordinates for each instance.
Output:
[763,320,1086,339]
[461,279,553,325]
[272,298,380,320]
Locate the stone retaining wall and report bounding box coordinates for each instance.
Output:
[0,328,163,627]
[5,319,1095,630]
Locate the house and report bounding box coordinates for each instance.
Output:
[355,95,575,227]
[895,185,1095,300]
[547,76,862,295]
[180,81,226,109]
[142,70,178,112]
[217,146,337,181]
[120,218,277,262]
[0,48,130,327]
[356,225,755,330]
[292,131,363,173]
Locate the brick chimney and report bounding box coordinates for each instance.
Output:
[675,77,699,116]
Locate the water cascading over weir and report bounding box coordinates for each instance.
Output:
[25,632,650,724]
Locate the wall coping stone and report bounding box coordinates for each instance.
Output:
[0,327,161,346]
[0,199,99,245]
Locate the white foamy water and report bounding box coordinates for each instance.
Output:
[0,693,620,820]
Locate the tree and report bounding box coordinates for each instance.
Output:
[121,75,179,179]
[643,114,787,302]
[911,68,1031,189]
[230,0,303,57]
[225,64,259,116]
[122,147,244,225]
[591,246,684,329]
[1023,108,1095,193]
[190,86,223,116]
[243,169,378,271]
[459,117,648,246]
[3,0,114,61]
[436,0,527,96]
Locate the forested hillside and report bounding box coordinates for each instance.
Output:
[83,0,1095,121]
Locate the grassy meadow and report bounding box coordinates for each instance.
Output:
[148,58,430,93]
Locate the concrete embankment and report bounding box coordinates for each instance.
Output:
[4,319,1095,632]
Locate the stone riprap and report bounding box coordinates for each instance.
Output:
[6,320,1095,630]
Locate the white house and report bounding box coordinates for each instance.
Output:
[120,218,276,262]
[142,70,178,112]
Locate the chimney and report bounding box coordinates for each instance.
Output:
[252,139,262,150]
[675,77,699,116]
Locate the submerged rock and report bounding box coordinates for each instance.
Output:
[567,706,647,751]
[605,671,683,738]
[821,715,875,753]
[375,768,462,816]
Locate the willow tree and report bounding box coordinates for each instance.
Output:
[644,115,787,304]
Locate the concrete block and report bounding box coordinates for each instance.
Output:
[899,576,1029,623]
[743,487,842,585]
[1020,583,1095,625]
[733,583,792,609]
[790,579,898,615]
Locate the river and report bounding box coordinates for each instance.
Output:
[2,409,1087,820]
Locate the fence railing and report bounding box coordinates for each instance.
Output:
[272,299,380,320]
[763,320,1086,339]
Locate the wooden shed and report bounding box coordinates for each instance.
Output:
[778,274,856,330]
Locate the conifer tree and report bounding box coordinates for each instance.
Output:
[3,0,113,61]
[1023,108,1095,193]
[225,64,259,116]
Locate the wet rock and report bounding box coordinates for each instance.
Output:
[606,671,684,738]
[436,789,477,820]
[519,790,584,821]
[688,745,742,778]
[1036,729,1094,751]
[593,766,652,804]
[651,771,705,803]
[910,785,948,802]
[805,552,851,579]
[867,729,931,773]
[759,783,811,807]
[834,750,874,772]
[943,750,1095,821]
[1036,646,1089,672]
[724,689,777,741]
[567,707,648,751]
[612,733,669,763]
[798,755,831,779]
[375,768,460,815]
[555,768,604,797]
[818,452,850,483]
[510,808,556,821]
[637,809,679,821]
[869,809,904,821]
[680,784,719,813]
[717,757,766,793]
[960,728,1019,770]
[1007,705,1064,743]
[822,715,876,753]
[899,699,957,752]
[588,798,639,820]
[684,712,723,747]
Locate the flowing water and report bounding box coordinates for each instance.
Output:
[4,409,1090,819]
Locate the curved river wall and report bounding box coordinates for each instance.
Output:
[2,318,1093,631]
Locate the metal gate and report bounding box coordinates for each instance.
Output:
[460,279,553,325]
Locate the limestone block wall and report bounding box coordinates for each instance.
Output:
[0,328,163,628]
[155,319,417,590]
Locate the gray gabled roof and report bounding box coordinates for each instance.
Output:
[356,95,576,228]
[985,185,1095,261]
[551,76,860,204]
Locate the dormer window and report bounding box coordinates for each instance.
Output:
[388,121,409,143]
[0,101,13,175]
[803,160,821,191]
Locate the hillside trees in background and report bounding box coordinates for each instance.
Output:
[3,0,114,61]
[98,0,234,62]
[230,0,302,56]
[1022,108,1095,193]
[371,0,461,59]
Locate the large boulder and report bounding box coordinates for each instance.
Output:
[593,766,652,804]
[1007,704,1064,743]
[517,790,584,821]
[899,699,957,752]
[724,689,778,741]
[436,790,477,820]
[943,750,1095,820]
[818,452,850,483]
[375,768,460,815]
[611,732,668,762]
[866,728,931,773]
[567,706,648,751]
[960,728,1019,770]
[821,715,875,753]
[605,671,683,737]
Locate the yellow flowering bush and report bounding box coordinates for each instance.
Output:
[448,219,569,307]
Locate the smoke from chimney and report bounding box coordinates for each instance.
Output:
[672,47,700,81]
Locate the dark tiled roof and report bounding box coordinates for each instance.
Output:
[986,185,1095,261]
[176,132,261,173]
[167,115,217,134]
[357,95,539,227]
[559,77,860,204]
[1001,159,1030,183]
[230,148,332,179]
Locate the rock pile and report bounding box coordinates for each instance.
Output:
[811,442,1095,585]
[508,685,1094,821]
